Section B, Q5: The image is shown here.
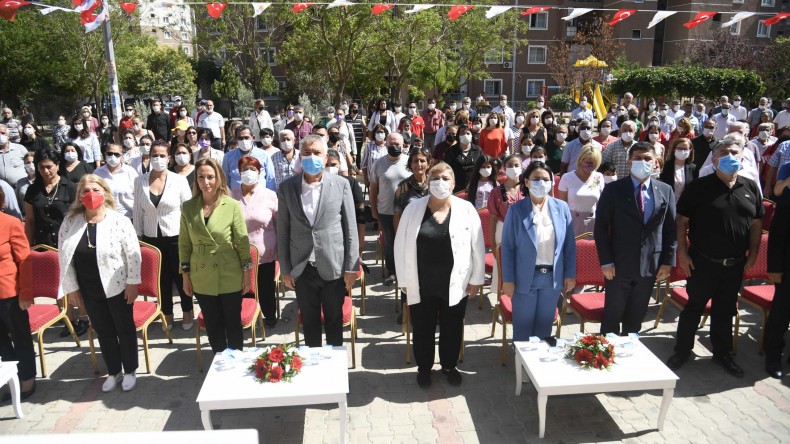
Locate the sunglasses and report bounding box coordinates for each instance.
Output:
[188,131,197,135]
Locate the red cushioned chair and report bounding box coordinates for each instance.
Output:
[354,264,368,315]
[273,260,283,318]
[375,226,384,270]
[490,244,559,366]
[197,245,263,372]
[90,241,174,374]
[294,293,357,368]
[762,199,776,232]
[558,234,606,337]
[478,207,494,309]
[27,245,81,378]
[552,175,561,197]
[737,233,771,353]
[454,190,468,201]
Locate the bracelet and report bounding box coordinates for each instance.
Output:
[241,259,254,272]
[180,263,191,273]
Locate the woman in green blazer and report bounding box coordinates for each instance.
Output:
[179,158,252,352]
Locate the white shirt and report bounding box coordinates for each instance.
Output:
[492,105,516,128]
[95,164,139,219]
[198,111,224,139]
[712,113,737,140]
[731,105,748,121]
[673,164,686,201]
[570,107,594,123]
[475,181,494,209]
[249,110,274,140]
[71,135,101,164]
[301,175,324,262]
[532,201,555,266]
[774,110,790,131]
[132,171,192,238]
[558,171,604,213]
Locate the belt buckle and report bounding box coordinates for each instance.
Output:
[538,267,548,274]
[722,258,735,266]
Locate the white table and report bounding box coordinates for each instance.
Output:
[11,429,258,443]
[514,340,677,438]
[196,347,349,443]
[0,361,23,419]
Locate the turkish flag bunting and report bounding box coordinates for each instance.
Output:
[119,2,137,13]
[521,6,551,16]
[607,9,636,26]
[371,3,393,15]
[448,5,473,21]
[763,12,790,26]
[206,2,227,18]
[683,11,717,29]
[292,3,312,13]
[0,0,30,21]
[79,1,101,24]
[71,0,82,6]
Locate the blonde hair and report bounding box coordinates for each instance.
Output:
[427,161,455,181]
[576,146,602,170]
[526,109,542,123]
[193,157,230,209]
[69,174,117,217]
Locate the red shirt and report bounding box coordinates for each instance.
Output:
[118,116,134,133]
[407,115,425,139]
[479,127,507,158]
[169,108,180,126]
[421,109,445,134]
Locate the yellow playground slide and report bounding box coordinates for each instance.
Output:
[571,87,605,123]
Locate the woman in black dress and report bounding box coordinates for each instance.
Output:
[60,142,95,184]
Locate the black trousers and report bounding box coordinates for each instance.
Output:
[601,275,655,335]
[410,295,467,374]
[764,280,790,363]
[675,252,745,356]
[295,264,346,347]
[83,292,138,375]
[244,261,276,320]
[195,292,243,352]
[142,235,192,316]
[0,297,36,380]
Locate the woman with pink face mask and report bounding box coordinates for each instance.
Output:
[58,174,142,392]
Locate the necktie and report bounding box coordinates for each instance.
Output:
[636,184,645,218]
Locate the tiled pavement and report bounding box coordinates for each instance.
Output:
[1,231,789,443]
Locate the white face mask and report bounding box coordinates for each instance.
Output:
[499,100,507,107]
[82,112,91,118]
[427,103,436,110]
[261,137,273,147]
[528,179,552,199]
[449,105,457,112]
[672,105,680,112]
[239,139,253,152]
[294,112,304,121]
[488,118,498,126]
[733,101,741,107]
[544,118,553,125]
[462,104,471,110]
[133,124,142,131]
[140,144,152,155]
[24,127,34,136]
[58,119,66,126]
[408,108,417,115]
[759,130,771,140]
[175,153,190,166]
[326,166,339,175]
[24,163,35,175]
[0,135,8,146]
[515,115,525,124]
[648,133,659,142]
[281,140,294,152]
[675,150,690,161]
[459,134,472,145]
[105,155,121,167]
[579,101,587,108]
[375,132,386,142]
[556,133,567,142]
[429,178,452,199]
[180,110,187,117]
[123,138,135,149]
[579,129,592,140]
[101,119,109,125]
[604,175,617,184]
[703,128,715,138]
[124,111,133,118]
[64,151,78,162]
[621,132,634,143]
[505,166,522,181]
[240,169,259,186]
[537,102,544,108]
[530,117,539,125]
[521,145,532,155]
[479,167,492,177]
[151,156,168,172]
[74,124,84,132]
[152,106,161,113]
[600,127,611,137]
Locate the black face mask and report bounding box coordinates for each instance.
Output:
[351,108,358,114]
[387,145,402,157]
[328,132,341,144]
[446,134,457,143]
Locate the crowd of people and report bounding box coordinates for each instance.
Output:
[0,91,790,397]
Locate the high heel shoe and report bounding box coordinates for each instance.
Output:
[2,379,35,401]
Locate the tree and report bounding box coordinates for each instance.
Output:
[547,19,624,89]
[758,36,790,102]
[609,66,765,101]
[124,45,197,101]
[677,29,769,72]
[213,63,243,117]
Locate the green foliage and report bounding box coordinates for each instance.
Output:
[298,93,321,125]
[610,66,765,102]
[761,36,790,102]
[134,99,150,124]
[612,54,639,72]
[214,63,244,117]
[125,45,197,100]
[549,94,573,112]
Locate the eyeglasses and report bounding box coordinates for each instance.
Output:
[106,152,122,158]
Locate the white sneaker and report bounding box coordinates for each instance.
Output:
[122,371,137,391]
[102,373,123,392]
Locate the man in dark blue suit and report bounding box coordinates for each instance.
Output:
[594,142,677,335]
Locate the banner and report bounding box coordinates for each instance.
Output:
[607,9,636,26]
[683,11,717,29]
[647,11,676,29]
[447,5,471,21]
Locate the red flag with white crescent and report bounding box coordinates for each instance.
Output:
[683,11,717,29]
[206,2,227,19]
[763,12,790,26]
[447,5,473,21]
[607,9,636,26]
[371,3,393,15]
[119,2,137,14]
[0,0,30,21]
[79,0,101,24]
[521,6,551,16]
[292,3,312,13]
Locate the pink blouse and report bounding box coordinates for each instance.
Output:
[232,186,278,264]
[487,185,526,222]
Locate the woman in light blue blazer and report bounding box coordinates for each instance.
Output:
[501,161,576,341]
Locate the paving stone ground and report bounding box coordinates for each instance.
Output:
[1,230,789,443]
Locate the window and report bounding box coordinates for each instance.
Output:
[729,22,741,35]
[712,14,721,23]
[182,46,190,55]
[762,0,775,6]
[632,29,642,40]
[164,31,172,39]
[758,22,771,37]
[277,80,287,92]
[258,47,277,65]
[483,79,503,97]
[257,16,269,31]
[732,0,744,3]
[484,48,504,64]
[526,80,544,98]
[529,12,548,30]
[527,46,547,64]
[180,31,189,40]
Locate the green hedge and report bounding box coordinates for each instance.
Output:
[609,66,764,101]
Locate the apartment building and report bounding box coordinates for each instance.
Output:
[467,0,785,101]
[138,0,196,57]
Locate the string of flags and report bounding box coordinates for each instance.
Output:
[2,1,789,34]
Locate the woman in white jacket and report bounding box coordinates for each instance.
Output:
[394,161,485,389]
[58,174,141,392]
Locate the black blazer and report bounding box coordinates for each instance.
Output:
[594,176,678,279]
[658,162,697,189]
[768,191,790,274]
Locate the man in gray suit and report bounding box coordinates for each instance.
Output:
[278,135,359,347]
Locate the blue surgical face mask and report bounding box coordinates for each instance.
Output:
[301,155,324,175]
[630,160,653,180]
[528,179,552,199]
[716,154,741,175]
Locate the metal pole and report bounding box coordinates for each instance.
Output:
[510,0,518,100]
[101,0,123,126]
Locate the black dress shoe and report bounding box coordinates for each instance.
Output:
[416,372,431,389]
[2,380,35,402]
[441,368,462,386]
[264,318,278,329]
[712,353,744,378]
[73,319,90,337]
[666,352,690,370]
[766,362,784,379]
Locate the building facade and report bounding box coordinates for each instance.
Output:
[138,0,196,57]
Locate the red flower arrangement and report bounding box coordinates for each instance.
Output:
[566,334,616,370]
[249,345,302,383]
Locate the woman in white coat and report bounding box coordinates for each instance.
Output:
[394,161,485,389]
[58,174,141,392]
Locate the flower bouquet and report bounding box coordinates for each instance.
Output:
[566,334,615,370]
[249,344,303,383]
